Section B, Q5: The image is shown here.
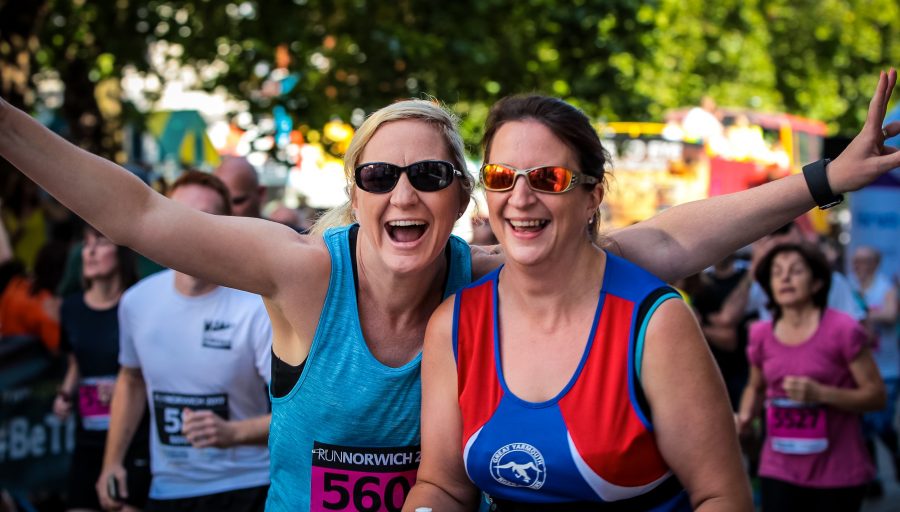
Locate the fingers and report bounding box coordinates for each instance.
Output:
[867,69,897,133]
[882,68,897,122]
[96,468,126,511]
[181,409,215,432]
[181,410,222,447]
[781,376,805,396]
[53,397,72,418]
[873,150,900,173]
[883,120,900,140]
[866,71,887,130]
[184,426,218,447]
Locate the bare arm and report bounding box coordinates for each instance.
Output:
[228,415,271,445]
[97,366,146,508]
[0,98,323,298]
[702,323,738,352]
[403,299,480,512]
[782,348,886,414]
[0,212,12,265]
[52,354,79,418]
[607,70,900,282]
[60,353,79,396]
[736,365,766,437]
[182,411,271,447]
[712,273,754,328]
[869,287,898,325]
[642,300,752,511]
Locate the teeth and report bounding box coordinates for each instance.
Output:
[387,220,426,227]
[509,219,546,227]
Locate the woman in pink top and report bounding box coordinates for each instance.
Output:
[737,243,885,511]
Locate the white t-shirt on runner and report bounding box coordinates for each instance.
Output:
[851,273,899,380]
[119,270,272,500]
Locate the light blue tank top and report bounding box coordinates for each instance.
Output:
[266,225,472,511]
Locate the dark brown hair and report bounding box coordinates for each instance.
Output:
[82,224,138,291]
[169,170,232,216]
[754,243,831,321]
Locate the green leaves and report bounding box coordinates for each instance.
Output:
[8,0,898,158]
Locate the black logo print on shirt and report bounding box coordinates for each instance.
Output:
[202,319,234,349]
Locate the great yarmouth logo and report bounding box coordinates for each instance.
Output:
[489,442,546,489]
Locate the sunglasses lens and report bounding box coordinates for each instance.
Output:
[482,164,516,191]
[409,161,454,192]
[357,163,400,193]
[528,166,572,193]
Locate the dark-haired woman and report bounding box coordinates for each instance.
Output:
[53,227,151,511]
[406,95,750,511]
[736,243,885,512]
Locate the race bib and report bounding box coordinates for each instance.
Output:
[310,442,419,512]
[152,391,229,461]
[767,398,828,455]
[78,376,117,431]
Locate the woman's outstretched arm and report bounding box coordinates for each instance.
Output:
[0,98,323,297]
[609,69,900,282]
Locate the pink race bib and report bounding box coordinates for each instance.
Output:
[767,398,828,454]
[310,442,418,512]
[78,376,117,431]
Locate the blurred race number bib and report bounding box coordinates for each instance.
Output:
[767,398,828,454]
[152,391,229,461]
[78,375,116,431]
[310,441,419,512]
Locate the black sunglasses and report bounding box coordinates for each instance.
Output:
[354,160,463,193]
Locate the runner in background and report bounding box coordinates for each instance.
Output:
[214,157,266,219]
[737,243,885,512]
[95,172,272,512]
[850,246,900,496]
[694,253,752,410]
[53,225,150,511]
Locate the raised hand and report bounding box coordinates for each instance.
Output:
[829,69,900,193]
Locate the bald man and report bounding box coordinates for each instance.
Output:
[214,157,266,218]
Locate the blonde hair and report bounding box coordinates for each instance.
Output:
[311,99,473,236]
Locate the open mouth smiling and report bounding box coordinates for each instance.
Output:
[386,219,428,243]
[508,219,549,233]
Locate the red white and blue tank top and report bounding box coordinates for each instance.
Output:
[453,253,690,510]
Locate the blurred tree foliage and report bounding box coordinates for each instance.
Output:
[1,0,898,159]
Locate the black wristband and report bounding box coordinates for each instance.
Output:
[802,158,843,209]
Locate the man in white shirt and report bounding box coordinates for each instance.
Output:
[97,171,272,512]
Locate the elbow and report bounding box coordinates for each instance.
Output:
[858,381,888,412]
[691,484,753,512]
[872,384,888,411]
